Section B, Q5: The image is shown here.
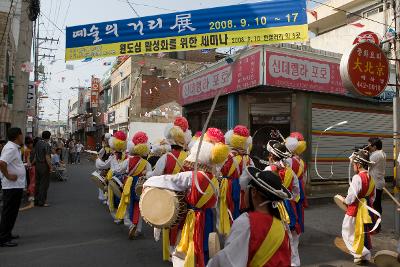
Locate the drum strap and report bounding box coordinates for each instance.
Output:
[195,172,219,209]
[249,217,286,267]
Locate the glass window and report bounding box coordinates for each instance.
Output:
[112,82,120,104]
[120,76,131,100]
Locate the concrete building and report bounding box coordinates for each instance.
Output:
[308,0,393,55]
[181,44,393,196]
[0,0,21,139]
[106,51,222,139]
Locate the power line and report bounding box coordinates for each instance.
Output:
[309,0,391,27]
[0,0,15,46]
[119,0,176,12]
[126,0,141,17]
[41,11,64,35]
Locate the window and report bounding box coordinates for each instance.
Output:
[112,82,120,104]
[120,76,131,100]
[363,5,383,18]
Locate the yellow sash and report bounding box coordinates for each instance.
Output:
[218,178,230,235]
[277,202,290,225]
[353,178,375,255]
[218,156,243,236]
[195,175,219,209]
[297,159,304,177]
[283,167,294,188]
[115,159,147,219]
[172,151,188,174]
[162,228,170,261]
[176,210,196,267]
[108,185,115,212]
[250,217,286,267]
[115,176,133,219]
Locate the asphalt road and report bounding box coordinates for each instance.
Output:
[0,158,397,267]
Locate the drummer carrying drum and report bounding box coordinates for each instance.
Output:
[207,167,291,267]
[341,149,376,265]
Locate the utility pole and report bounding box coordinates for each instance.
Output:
[55,95,61,138]
[393,0,400,234]
[12,0,34,134]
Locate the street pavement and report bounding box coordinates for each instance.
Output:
[0,157,397,267]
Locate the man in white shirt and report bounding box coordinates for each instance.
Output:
[368,137,386,232]
[0,128,26,247]
[75,141,84,164]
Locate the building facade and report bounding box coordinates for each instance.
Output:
[181,44,393,195]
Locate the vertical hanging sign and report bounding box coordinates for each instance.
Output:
[91,77,100,108]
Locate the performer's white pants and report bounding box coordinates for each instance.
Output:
[342,215,371,260]
[123,212,143,232]
[289,231,301,267]
[98,189,106,201]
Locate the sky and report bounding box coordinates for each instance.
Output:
[38,0,320,121]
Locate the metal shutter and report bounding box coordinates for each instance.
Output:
[311,106,393,181]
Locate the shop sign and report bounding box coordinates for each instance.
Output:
[266,51,347,95]
[180,50,261,105]
[91,77,100,108]
[108,111,116,124]
[340,42,389,97]
[353,31,380,45]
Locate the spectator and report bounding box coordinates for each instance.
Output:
[368,137,386,232]
[57,139,64,161]
[0,128,26,247]
[20,137,35,211]
[75,141,84,164]
[51,148,64,167]
[0,140,7,154]
[68,139,75,164]
[33,131,52,207]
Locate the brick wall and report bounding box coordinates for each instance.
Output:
[141,75,179,111]
[184,50,216,63]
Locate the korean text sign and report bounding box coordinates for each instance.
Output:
[266,51,347,95]
[91,77,100,108]
[180,50,261,105]
[340,42,389,97]
[65,0,307,60]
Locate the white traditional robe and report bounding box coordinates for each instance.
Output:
[342,172,375,260]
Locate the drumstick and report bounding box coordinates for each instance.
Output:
[383,187,400,207]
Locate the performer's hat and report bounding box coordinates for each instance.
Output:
[188,131,202,150]
[225,125,252,151]
[267,140,292,160]
[164,116,192,147]
[285,132,307,155]
[350,149,374,165]
[109,131,127,152]
[185,128,229,166]
[150,139,171,157]
[128,131,150,156]
[246,167,292,201]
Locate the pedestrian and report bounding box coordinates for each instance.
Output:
[57,138,64,161]
[33,131,52,207]
[0,127,26,247]
[68,139,75,164]
[207,168,291,267]
[342,149,375,265]
[368,137,386,232]
[75,141,84,164]
[20,137,35,211]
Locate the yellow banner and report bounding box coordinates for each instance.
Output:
[65,25,308,61]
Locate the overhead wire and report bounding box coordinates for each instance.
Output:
[309,0,392,27]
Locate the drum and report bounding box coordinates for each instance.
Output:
[140,187,187,228]
[109,177,123,199]
[334,194,347,212]
[208,232,221,258]
[90,171,107,191]
[135,176,146,197]
[374,250,400,267]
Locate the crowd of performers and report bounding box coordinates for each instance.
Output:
[92,116,379,267]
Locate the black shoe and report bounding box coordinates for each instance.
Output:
[11,235,19,240]
[0,241,18,247]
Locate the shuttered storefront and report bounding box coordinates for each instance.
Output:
[311,104,393,182]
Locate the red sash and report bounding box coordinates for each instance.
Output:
[346,172,374,217]
[248,212,290,267]
[164,149,186,174]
